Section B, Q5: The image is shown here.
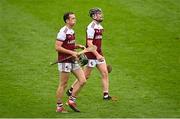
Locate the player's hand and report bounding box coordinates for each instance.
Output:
[97,54,104,62]
[71,51,78,58]
[78,45,86,49]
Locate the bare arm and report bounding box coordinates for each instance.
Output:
[75,44,86,49]
[55,40,78,57]
[87,40,104,60]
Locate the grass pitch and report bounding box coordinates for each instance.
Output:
[0,0,180,118]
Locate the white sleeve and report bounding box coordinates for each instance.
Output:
[57,31,66,41]
[87,27,95,39]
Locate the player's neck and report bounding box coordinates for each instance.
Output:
[66,24,73,29]
[93,20,100,25]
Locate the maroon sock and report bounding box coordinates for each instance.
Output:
[104,92,109,97]
[57,102,63,107]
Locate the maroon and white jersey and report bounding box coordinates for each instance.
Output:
[56,26,76,63]
[85,21,104,59]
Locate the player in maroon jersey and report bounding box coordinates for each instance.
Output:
[55,12,86,113]
[67,8,112,100]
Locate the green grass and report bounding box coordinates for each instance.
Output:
[0,0,180,118]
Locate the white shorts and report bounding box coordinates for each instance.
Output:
[58,63,80,72]
[87,59,106,68]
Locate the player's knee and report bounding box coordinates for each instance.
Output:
[79,78,86,86]
[85,73,91,80]
[64,84,68,89]
[85,75,89,80]
[62,85,67,90]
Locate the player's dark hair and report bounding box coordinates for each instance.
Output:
[89,8,102,18]
[63,12,74,23]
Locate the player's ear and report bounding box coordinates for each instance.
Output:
[92,14,97,19]
[66,19,69,24]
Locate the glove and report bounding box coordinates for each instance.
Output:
[78,54,88,66]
